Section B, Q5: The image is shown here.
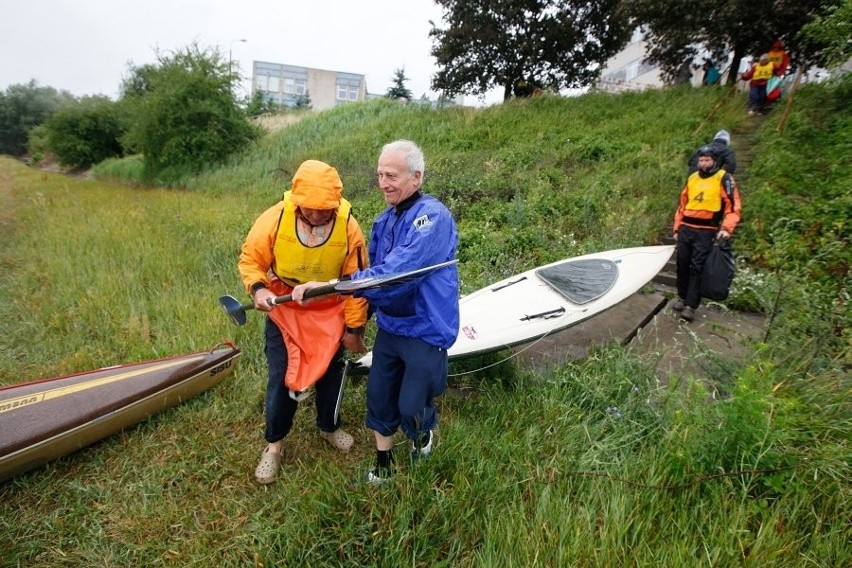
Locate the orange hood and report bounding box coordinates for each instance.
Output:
[290,160,343,210]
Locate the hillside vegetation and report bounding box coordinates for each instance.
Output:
[1,79,848,566]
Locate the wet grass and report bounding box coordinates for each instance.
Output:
[0,82,849,566]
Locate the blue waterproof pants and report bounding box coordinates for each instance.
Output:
[366,329,448,441]
[748,84,768,112]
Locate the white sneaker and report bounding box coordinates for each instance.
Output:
[410,430,433,460]
[365,468,392,486]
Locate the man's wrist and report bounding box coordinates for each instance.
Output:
[344,326,365,335]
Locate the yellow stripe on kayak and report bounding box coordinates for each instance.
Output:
[0,356,205,414]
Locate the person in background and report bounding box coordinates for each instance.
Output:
[739,53,779,116]
[688,130,736,176]
[766,39,791,106]
[238,159,369,485]
[673,146,742,322]
[767,39,791,75]
[675,59,694,86]
[701,59,721,86]
[354,139,459,484]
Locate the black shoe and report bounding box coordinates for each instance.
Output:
[680,306,695,322]
[672,299,685,312]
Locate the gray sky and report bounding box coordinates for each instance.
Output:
[1,0,503,105]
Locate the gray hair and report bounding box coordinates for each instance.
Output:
[382,139,426,183]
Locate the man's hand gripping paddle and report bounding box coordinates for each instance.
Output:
[218,259,459,326]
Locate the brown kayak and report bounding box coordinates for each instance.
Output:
[0,343,241,483]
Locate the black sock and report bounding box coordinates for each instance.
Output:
[376,449,394,471]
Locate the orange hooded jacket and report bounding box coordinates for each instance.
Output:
[238,160,368,392]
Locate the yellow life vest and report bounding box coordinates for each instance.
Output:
[272,191,351,284]
[686,170,725,212]
[753,61,774,81]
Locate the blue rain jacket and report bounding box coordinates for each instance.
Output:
[354,193,459,349]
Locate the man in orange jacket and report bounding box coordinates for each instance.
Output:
[238,159,369,484]
[673,146,742,322]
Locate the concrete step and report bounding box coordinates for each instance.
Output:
[652,271,678,288]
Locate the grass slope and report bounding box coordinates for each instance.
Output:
[1,82,848,566]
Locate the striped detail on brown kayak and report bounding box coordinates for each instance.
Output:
[0,343,241,483]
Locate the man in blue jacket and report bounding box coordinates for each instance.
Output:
[353,139,460,483]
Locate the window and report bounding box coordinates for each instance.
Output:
[284,77,306,95]
[337,83,359,101]
[255,74,281,93]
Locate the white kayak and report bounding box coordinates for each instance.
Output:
[353,245,673,369]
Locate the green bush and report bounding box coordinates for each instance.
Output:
[120,43,261,183]
[44,96,124,169]
[0,80,75,156]
[91,155,145,185]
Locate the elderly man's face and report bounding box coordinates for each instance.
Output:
[297,206,336,227]
[377,149,421,206]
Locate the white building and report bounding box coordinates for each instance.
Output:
[252,61,367,111]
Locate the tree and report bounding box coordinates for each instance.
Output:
[386,68,414,101]
[798,0,852,69]
[294,91,312,109]
[44,96,125,169]
[245,90,275,117]
[0,81,75,156]
[627,0,843,85]
[429,0,632,101]
[120,43,260,182]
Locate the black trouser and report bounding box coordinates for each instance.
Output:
[676,225,716,309]
[263,317,346,443]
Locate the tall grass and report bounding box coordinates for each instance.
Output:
[0,82,848,566]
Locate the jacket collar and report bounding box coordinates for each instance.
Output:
[393,190,423,214]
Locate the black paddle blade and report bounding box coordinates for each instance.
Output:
[218,295,248,326]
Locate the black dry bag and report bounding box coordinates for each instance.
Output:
[700,240,735,301]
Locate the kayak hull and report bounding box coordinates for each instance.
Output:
[0,344,241,483]
[354,246,674,369]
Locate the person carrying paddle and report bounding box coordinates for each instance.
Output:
[765,39,791,108]
[238,159,369,485]
[672,146,742,322]
[298,140,459,484]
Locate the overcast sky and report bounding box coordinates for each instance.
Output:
[1,0,504,105]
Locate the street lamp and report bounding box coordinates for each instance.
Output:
[229,38,247,73]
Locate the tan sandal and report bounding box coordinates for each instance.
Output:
[321,429,354,452]
[255,447,282,484]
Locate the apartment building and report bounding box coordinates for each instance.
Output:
[252,61,367,111]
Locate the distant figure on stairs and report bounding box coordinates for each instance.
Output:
[739,53,781,116]
[688,130,737,175]
[765,39,791,109]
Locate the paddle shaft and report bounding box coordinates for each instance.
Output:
[220,259,459,326]
[239,281,340,311]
